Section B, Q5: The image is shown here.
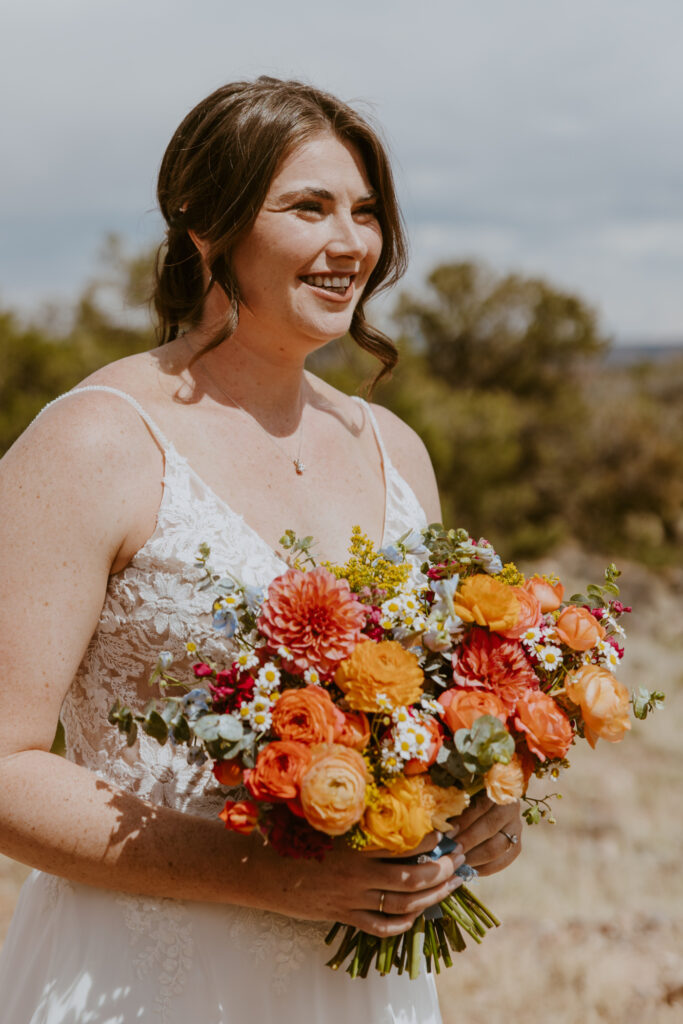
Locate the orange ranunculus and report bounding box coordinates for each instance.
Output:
[271,686,345,745]
[554,607,606,652]
[244,741,312,803]
[421,778,470,831]
[514,691,573,761]
[498,587,542,640]
[334,640,424,712]
[438,688,508,733]
[451,575,521,634]
[404,718,444,775]
[485,754,526,804]
[566,665,632,748]
[363,776,433,853]
[299,744,368,836]
[336,711,371,751]
[524,575,564,613]
[219,799,260,834]
[212,759,244,787]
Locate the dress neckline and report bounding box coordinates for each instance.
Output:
[40,384,398,574]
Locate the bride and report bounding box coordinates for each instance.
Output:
[0,77,521,1022]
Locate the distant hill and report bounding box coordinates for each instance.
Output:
[606,341,683,365]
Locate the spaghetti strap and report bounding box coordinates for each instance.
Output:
[36,384,174,454]
[351,395,393,469]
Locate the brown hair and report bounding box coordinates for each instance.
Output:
[153,76,408,385]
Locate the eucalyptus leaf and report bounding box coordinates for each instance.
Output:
[217,715,244,741]
[191,714,222,742]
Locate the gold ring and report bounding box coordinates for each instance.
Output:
[378,891,386,914]
[500,829,518,847]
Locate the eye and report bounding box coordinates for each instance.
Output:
[354,204,379,220]
[293,201,324,214]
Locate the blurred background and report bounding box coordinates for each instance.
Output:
[1,2,682,1020]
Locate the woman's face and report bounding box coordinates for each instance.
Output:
[230,132,383,352]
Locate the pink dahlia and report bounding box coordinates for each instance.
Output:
[452,627,538,715]
[258,567,366,675]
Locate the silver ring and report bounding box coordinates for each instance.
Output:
[378,891,386,914]
[500,829,518,847]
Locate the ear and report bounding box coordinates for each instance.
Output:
[188,228,210,264]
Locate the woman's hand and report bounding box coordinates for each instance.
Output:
[248,829,465,938]
[447,793,522,876]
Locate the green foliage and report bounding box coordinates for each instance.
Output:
[0,235,155,455]
[3,244,681,568]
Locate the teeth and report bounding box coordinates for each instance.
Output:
[303,275,351,289]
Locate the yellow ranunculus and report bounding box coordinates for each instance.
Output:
[334,640,424,712]
[452,575,521,633]
[362,776,433,853]
[420,778,470,831]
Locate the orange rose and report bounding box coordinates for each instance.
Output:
[335,640,424,712]
[212,759,244,787]
[438,689,508,733]
[244,741,312,802]
[219,799,260,835]
[498,587,542,640]
[566,665,632,748]
[404,718,444,775]
[524,575,564,613]
[271,685,345,744]
[363,776,433,853]
[300,744,368,836]
[452,575,521,633]
[514,690,573,761]
[336,711,371,751]
[485,754,526,804]
[555,607,606,652]
[421,778,470,831]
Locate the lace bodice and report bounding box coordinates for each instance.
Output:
[44,386,428,817]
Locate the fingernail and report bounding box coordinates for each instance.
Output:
[454,842,463,856]
[445,827,459,839]
[448,876,463,890]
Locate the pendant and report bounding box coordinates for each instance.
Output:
[293,458,306,475]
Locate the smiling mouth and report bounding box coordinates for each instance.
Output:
[300,273,355,296]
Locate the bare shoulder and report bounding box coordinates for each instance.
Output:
[2,372,165,568]
[368,403,442,523]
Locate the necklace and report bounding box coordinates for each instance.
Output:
[182,335,307,475]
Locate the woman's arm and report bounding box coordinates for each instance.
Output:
[0,393,463,935]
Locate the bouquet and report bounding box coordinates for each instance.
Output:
[110,525,663,979]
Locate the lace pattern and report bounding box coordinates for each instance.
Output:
[39,385,428,1008]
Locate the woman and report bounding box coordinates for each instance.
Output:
[0,77,521,1022]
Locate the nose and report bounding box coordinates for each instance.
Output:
[325,211,369,262]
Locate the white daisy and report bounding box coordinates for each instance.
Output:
[234,650,260,671]
[380,748,402,774]
[537,645,564,670]
[304,667,322,686]
[257,663,281,691]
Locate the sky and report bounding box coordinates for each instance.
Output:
[2,0,683,343]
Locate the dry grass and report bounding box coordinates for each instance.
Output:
[1,549,681,1021]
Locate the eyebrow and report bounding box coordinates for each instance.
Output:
[275,186,378,204]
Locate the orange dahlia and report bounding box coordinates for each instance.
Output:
[452,628,538,714]
[258,567,366,675]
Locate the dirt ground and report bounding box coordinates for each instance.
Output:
[1,548,682,1022]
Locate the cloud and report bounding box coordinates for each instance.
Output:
[2,0,683,338]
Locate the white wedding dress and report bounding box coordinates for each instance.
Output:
[0,386,442,1024]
